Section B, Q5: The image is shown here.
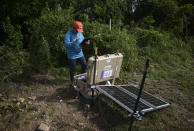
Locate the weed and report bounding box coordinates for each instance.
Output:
[24,120,30,125]
[49,108,55,117]
[26,105,38,112]
[6,104,20,112]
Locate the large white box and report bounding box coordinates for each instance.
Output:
[86,53,123,85]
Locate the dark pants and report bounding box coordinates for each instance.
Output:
[68,56,87,83]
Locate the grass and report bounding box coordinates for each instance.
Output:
[26,105,38,112]
[114,55,194,130]
[96,94,174,130]
[48,107,55,117]
[24,120,30,125]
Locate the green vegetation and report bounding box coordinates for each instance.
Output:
[0,0,193,78]
[0,0,193,130]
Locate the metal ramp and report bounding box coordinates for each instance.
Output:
[96,85,170,113]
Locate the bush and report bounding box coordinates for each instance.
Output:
[0,17,28,81]
[25,5,74,71]
[132,27,191,65]
[82,22,138,71]
[28,35,51,73]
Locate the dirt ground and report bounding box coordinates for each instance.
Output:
[0,82,129,131]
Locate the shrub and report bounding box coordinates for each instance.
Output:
[26,5,74,71]
[0,17,28,81]
[132,27,191,65]
[82,22,138,71]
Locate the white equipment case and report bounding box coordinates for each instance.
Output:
[87,53,123,85]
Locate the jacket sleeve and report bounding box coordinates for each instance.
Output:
[64,31,77,47]
[76,33,84,45]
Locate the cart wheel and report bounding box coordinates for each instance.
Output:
[85,88,99,99]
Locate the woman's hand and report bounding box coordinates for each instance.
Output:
[77,37,80,40]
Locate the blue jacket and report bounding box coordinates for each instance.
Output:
[64,29,84,59]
